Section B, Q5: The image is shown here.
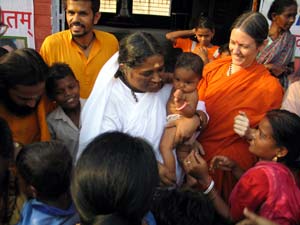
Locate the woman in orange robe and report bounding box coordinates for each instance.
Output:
[197,12,283,201]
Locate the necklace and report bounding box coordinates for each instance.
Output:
[227,63,232,76]
[72,33,95,50]
[118,75,139,102]
[131,90,138,103]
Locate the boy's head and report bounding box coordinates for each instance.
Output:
[151,188,215,225]
[173,52,203,93]
[46,63,80,110]
[16,141,73,200]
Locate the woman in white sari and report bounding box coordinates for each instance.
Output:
[78,32,207,186]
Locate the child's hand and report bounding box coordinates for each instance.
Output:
[210,155,236,172]
[193,47,209,64]
[173,89,185,106]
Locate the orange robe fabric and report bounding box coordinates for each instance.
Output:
[173,38,219,61]
[0,95,52,145]
[197,56,283,201]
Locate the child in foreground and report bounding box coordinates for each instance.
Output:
[160,52,206,185]
[16,141,79,225]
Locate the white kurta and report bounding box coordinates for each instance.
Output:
[281,80,300,116]
[78,52,188,183]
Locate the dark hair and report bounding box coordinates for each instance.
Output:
[151,189,215,225]
[175,52,203,78]
[63,0,100,14]
[231,11,268,46]
[16,141,73,200]
[118,32,163,69]
[193,16,215,31]
[218,43,230,54]
[0,117,14,160]
[72,131,159,225]
[266,109,300,169]
[0,48,49,89]
[46,62,77,99]
[267,0,298,20]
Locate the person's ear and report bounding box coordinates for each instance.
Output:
[93,12,101,24]
[277,147,288,159]
[119,63,130,74]
[271,12,277,21]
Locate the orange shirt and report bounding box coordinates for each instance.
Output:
[174,38,219,61]
[0,95,52,145]
[197,56,283,201]
[40,30,118,99]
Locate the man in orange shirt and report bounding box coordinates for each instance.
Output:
[40,0,118,99]
[0,48,52,146]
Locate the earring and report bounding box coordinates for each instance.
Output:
[272,155,278,162]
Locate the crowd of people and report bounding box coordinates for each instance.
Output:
[0,0,300,224]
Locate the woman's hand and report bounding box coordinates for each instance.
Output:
[157,162,176,187]
[210,155,236,172]
[183,149,210,185]
[165,115,200,144]
[210,155,244,179]
[236,208,279,225]
[234,112,251,137]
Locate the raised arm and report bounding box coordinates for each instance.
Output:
[183,150,231,220]
[166,29,195,43]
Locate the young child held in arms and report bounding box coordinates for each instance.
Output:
[160,52,206,185]
[166,17,219,64]
[46,63,84,161]
[16,141,79,225]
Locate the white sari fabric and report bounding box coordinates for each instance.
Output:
[78,52,183,183]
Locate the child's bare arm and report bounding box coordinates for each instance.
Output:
[175,90,198,118]
[166,29,195,43]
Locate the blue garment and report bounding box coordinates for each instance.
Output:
[17,199,80,225]
[143,211,156,225]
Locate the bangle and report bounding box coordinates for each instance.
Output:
[176,101,188,111]
[195,112,204,131]
[203,180,215,195]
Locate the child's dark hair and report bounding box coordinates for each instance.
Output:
[72,131,159,225]
[151,188,215,225]
[46,62,76,99]
[218,43,230,55]
[193,16,215,31]
[0,117,13,160]
[16,140,73,200]
[266,109,300,169]
[175,52,203,78]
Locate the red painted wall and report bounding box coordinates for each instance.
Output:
[34,0,52,51]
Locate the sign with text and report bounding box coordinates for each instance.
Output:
[0,0,35,49]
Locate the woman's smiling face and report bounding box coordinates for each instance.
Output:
[229,28,264,69]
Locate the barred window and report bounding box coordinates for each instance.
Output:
[99,0,171,16]
[100,0,117,13]
[132,0,171,16]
